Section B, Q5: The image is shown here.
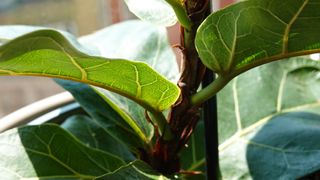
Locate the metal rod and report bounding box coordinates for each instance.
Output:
[202,69,220,179]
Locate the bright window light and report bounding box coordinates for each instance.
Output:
[310,53,320,61]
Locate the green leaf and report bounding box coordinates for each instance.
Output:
[61,115,135,162]
[247,112,320,179]
[0,124,125,179]
[80,20,179,140]
[218,58,320,179]
[0,29,180,112]
[124,0,177,27]
[196,0,320,77]
[56,80,145,151]
[96,160,169,180]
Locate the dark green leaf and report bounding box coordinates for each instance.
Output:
[247,112,320,179]
[96,160,169,180]
[218,58,320,179]
[0,29,180,112]
[124,0,177,26]
[0,124,125,179]
[61,115,134,162]
[80,20,179,140]
[56,80,145,152]
[196,0,320,77]
[180,121,206,180]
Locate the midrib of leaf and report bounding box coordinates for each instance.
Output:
[50,37,88,81]
[227,13,238,71]
[193,1,320,106]
[30,132,116,174]
[0,145,96,180]
[96,160,160,179]
[232,77,242,131]
[276,71,287,112]
[219,101,320,152]
[0,30,180,113]
[0,125,128,180]
[230,0,316,76]
[191,101,320,170]
[240,138,286,152]
[232,49,320,78]
[282,0,308,54]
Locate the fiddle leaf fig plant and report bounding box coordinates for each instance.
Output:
[0,0,320,179]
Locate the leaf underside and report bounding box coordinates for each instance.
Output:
[196,0,320,77]
[80,20,179,141]
[218,58,320,179]
[56,79,146,151]
[124,0,177,27]
[0,29,180,112]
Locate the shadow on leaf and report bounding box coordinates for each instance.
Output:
[246,112,320,179]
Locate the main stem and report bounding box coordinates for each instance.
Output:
[145,0,212,176]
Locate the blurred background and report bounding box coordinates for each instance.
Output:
[0,0,235,118]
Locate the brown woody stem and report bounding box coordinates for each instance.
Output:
[145,0,212,176]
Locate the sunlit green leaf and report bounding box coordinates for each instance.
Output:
[196,0,320,77]
[124,0,177,26]
[0,124,125,179]
[80,20,179,140]
[218,58,320,179]
[0,29,180,112]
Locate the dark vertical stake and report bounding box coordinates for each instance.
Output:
[202,69,220,179]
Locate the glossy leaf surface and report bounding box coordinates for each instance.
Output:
[0,29,180,112]
[124,0,177,26]
[0,124,125,179]
[80,20,179,140]
[196,0,320,77]
[218,58,320,179]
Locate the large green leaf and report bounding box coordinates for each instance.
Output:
[96,160,169,180]
[61,115,135,162]
[0,124,125,179]
[56,80,145,151]
[218,58,320,179]
[80,20,179,140]
[247,112,320,179]
[0,29,180,112]
[196,0,320,77]
[124,0,177,27]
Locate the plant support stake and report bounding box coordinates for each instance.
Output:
[202,69,221,179]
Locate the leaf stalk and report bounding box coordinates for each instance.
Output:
[165,0,192,30]
[149,110,174,140]
[191,75,231,107]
